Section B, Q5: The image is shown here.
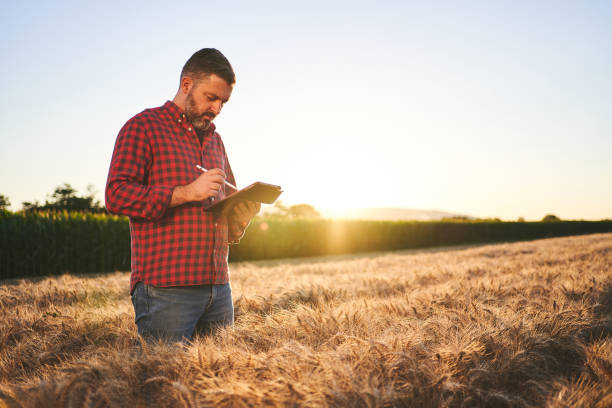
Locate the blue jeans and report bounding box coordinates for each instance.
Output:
[131,282,234,343]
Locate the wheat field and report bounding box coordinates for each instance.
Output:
[1,233,611,407]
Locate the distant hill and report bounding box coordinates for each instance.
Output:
[320,207,475,221]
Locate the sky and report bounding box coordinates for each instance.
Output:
[1,1,611,220]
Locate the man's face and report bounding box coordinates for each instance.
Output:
[184,74,233,132]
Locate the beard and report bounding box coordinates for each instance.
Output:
[184,91,215,132]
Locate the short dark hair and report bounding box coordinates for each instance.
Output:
[181,48,235,85]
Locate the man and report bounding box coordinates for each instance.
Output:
[105,48,259,343]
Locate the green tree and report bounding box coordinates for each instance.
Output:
[0,194,10,211]
[542,214,561,222]
[22,183,105,213]
[288,204,320,218]
[273,200,288,215]
[21,200,41,212]
[268,201,320,218]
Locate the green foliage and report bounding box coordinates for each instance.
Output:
[269,201,321,218]
[0,194,10,211]
[21,183,105,213]
[1,212,611,279]
[542,214,561,222]
[287,204,320,218]
[229,217,612,262]
[0,211,129,279]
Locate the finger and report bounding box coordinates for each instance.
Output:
[207,180,222,191]
[248,201,260,212]
[208,168,227,179]
[242,204,253,217]
[235,205,248,218]
[245,201,259,215]
[197,174,224,186]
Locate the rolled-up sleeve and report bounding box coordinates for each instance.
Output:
[105,118,173,220]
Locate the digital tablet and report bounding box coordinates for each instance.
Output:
[206,181,283,213]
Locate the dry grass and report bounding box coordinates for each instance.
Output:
[1,233,611,407]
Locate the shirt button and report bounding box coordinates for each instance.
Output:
[178,119,182,123]
[188,127,192,132]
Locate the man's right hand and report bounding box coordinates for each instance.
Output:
[170,168,226,207]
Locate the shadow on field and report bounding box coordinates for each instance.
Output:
[581,280,612,342]
[0,315,134,383]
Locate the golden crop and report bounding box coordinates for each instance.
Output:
[1,233,611,407]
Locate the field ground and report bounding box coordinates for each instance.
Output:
[1,233,611,407]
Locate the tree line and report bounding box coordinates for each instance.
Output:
[0,184,105,214]
[0,183,569,222]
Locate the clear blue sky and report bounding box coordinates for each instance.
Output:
[1,1,610,220]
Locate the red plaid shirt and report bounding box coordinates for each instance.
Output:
[105,101,241,293]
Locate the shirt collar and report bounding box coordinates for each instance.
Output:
[162,100,216,135]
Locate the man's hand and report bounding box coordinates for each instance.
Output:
[228,201,261,239]
[170,168,226,207]
[230,201,261,228]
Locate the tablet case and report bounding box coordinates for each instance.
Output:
[206,181,283,213]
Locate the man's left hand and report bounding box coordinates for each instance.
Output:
[230,201,261,230]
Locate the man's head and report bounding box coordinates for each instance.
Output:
[174,48,235,132]
[181,48,235,86]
